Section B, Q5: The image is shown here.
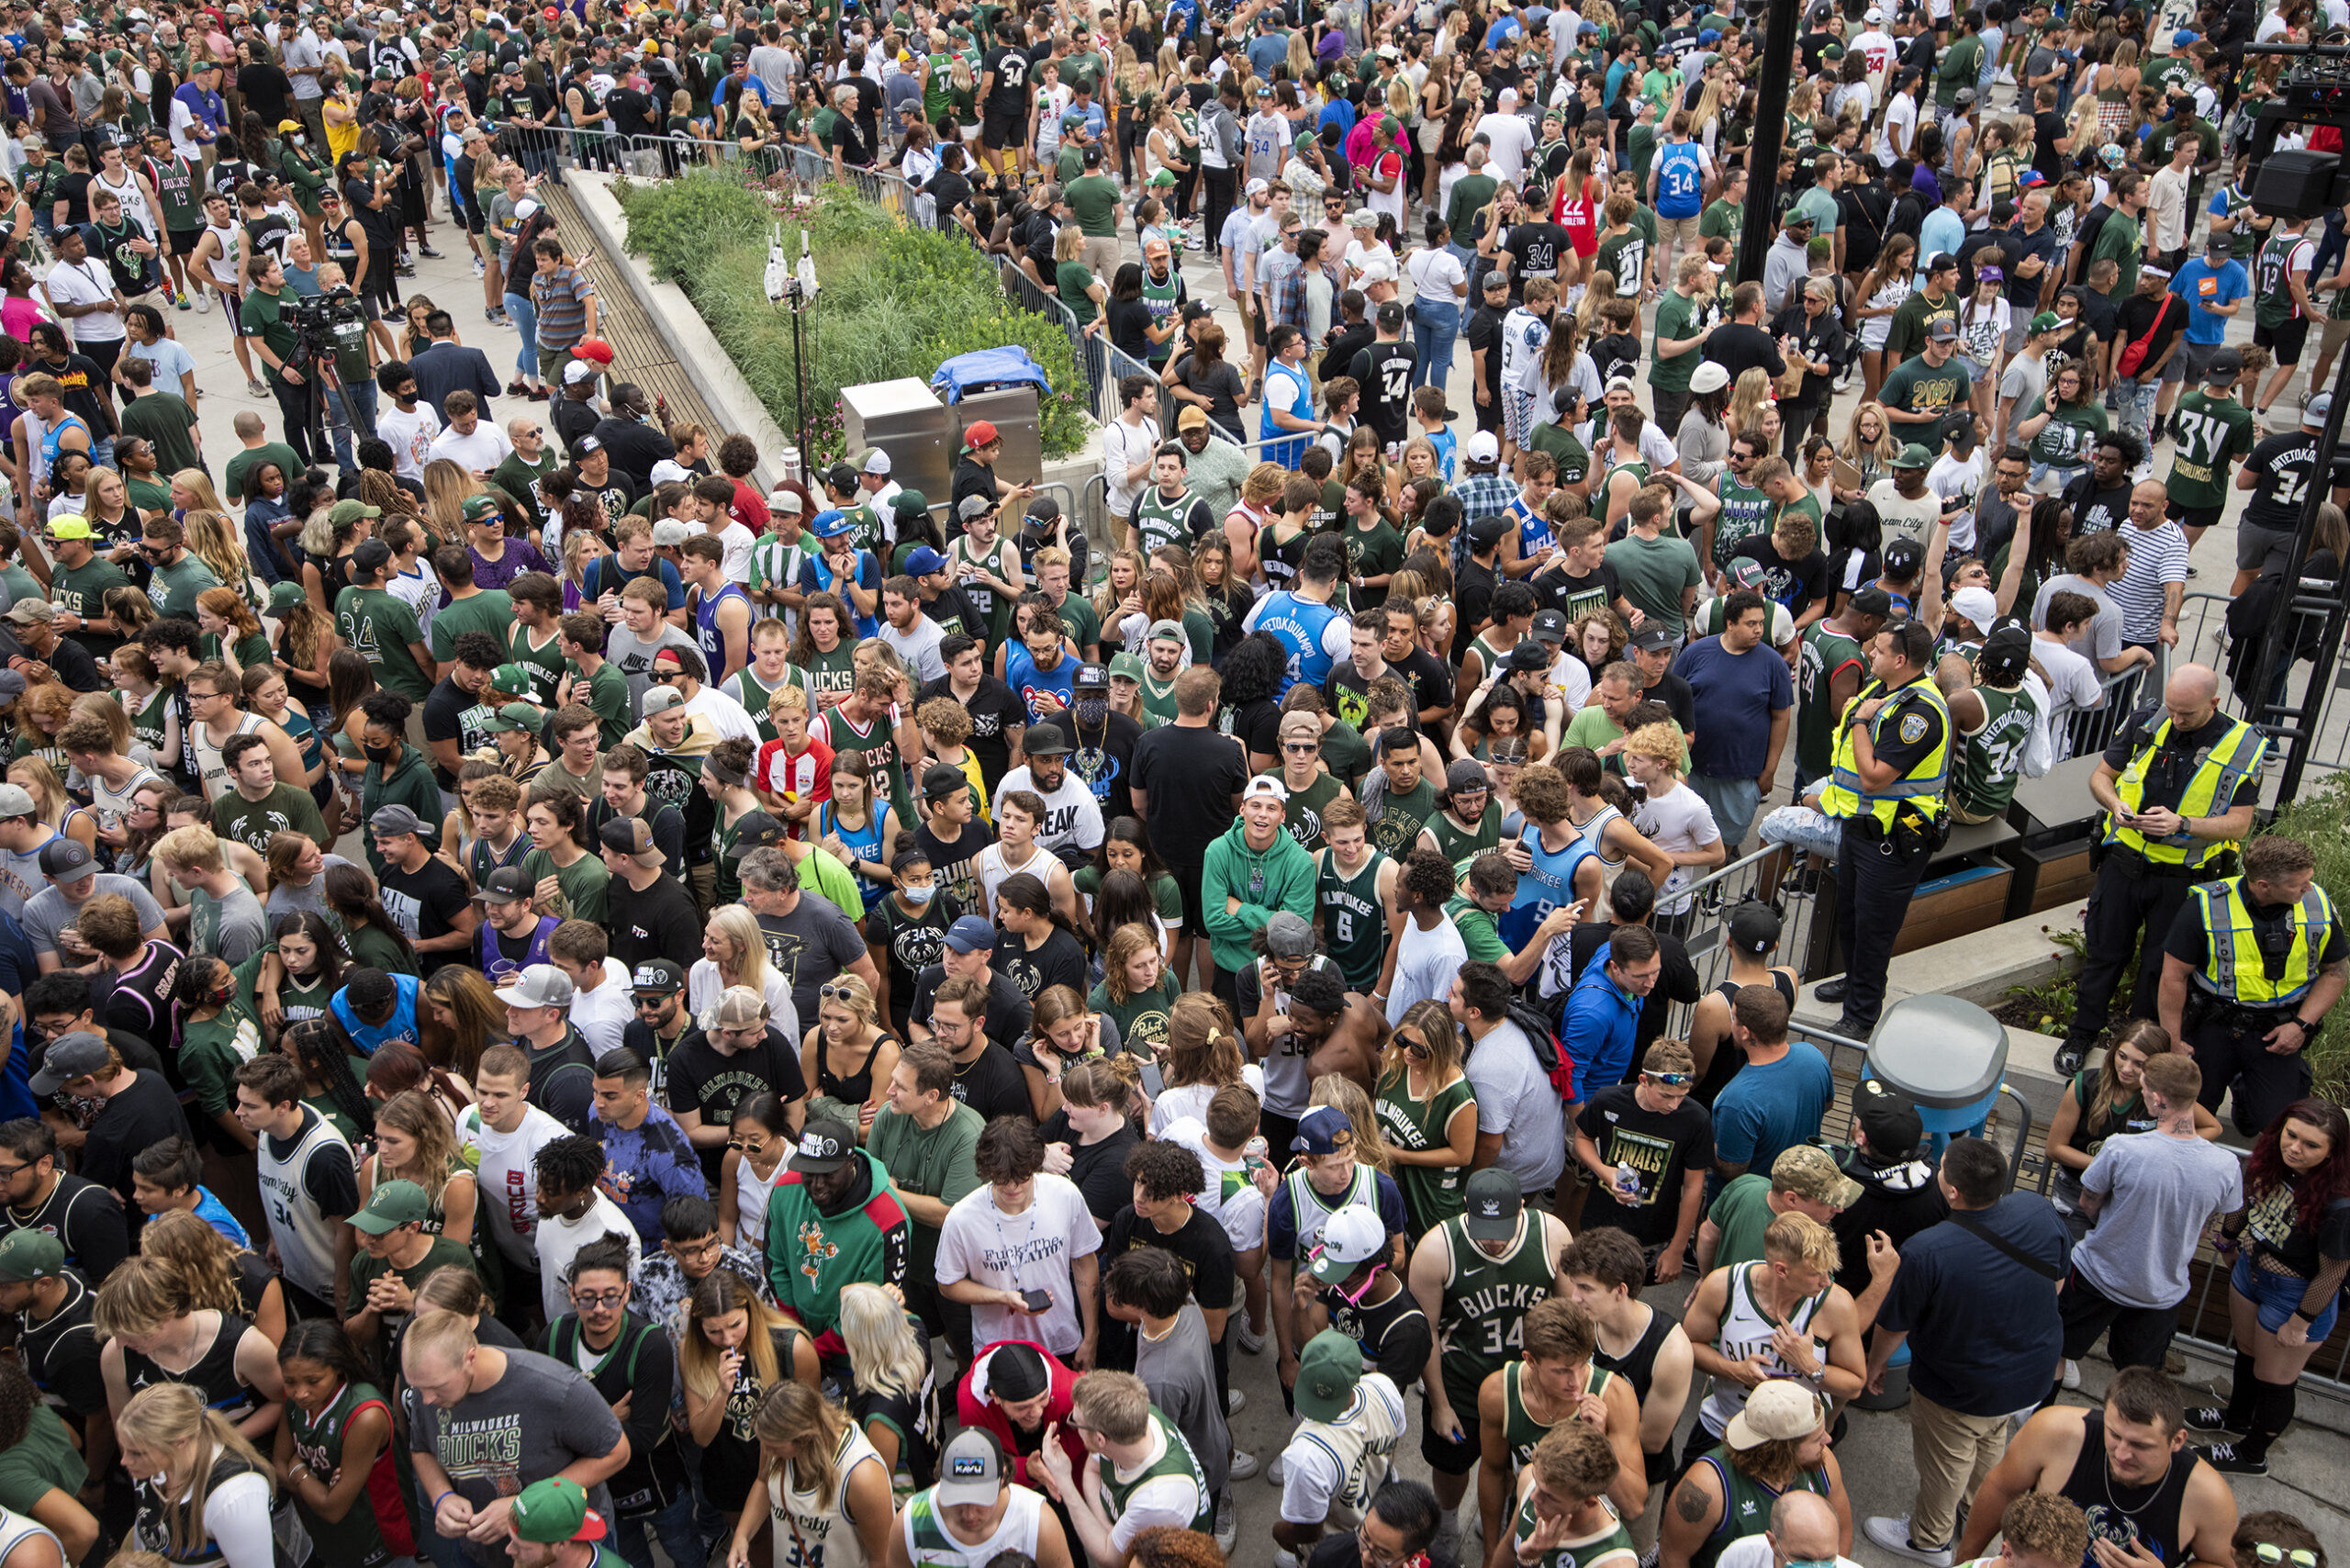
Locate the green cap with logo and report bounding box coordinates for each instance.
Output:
[487,664,540,700]
[1292,1328,1364,1421]
[0,1229,64,1282]
[483,702,543,734]
[350,1179,431,1235]
[509,1478,606,1544]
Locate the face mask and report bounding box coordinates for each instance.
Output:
[901,883,936,904]
[363,742,395,761]
[1073,696,1106,726]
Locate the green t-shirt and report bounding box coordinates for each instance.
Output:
[1699,196,1741,252]
[1877,353,1975,422]
[1607,531,1703,640]
[180,1002,263,1116]
[335,584,432,700]
[1341,518,1404,610]
[1052,591,1102,653]
[211,783,330,858]
[2090,210,2143,297]
[1707,1171,1777,1271]
[426,588,516,662]
[0,1405,85,1513]
[490,450,563,532]
[519,847,608,924]
[148,553,223,619]
[1063,173,1122,238]
[345,1235,479,1319]
[1445,174,1497,240]
[1444,896,1508,962]
[1058,260,1099,327]
[2024,396,2109,469]
[1650,288,1703,391]
[48,556,131,646]
[239,285,302,377]
[119,389,201,474]
[863,1101,984,1237]
[1936,34,1983,106]
[2165,389,2258,510]
[1089,974,1181,1054]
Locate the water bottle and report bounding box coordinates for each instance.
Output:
[1615,1160,1639,1199]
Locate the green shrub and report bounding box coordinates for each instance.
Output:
[2264,770,2350,1100]
[616,174,1087,464]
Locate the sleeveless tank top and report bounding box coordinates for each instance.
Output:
[121,1312,261,1425]
[2060,1410,2197,1568]
[1593,1303,1675,1407]
[696,583,751,678]
[1695,972,1797,1107]
[1689,1451,1831,1568]
[1698,1261,1829,1439]
[132,1446,291,1568]
[817,1034,890,1110]
[0,1506,61,1568]
[285,1380,406,1568]
[900,1483,1045,1568]
[1317,847,1390,990]
[1499,822,1596,950]
[1502,1361,1613,1473]
[256,1104,353,1302]
[734,1153,786,1250]
[478,913,557,987]
[189,712,266,802]
[771,1424,887,1568]
[200,219,242,288]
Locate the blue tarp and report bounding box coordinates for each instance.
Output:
[931,347,1053,403]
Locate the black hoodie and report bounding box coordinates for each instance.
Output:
[1830,1145,1950,1300]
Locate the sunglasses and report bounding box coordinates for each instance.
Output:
[819,983,861,1002]
[1643,1070,1695,1087]
[1283,741,1318,753]
[1395,1033,1427,1056]
[2256,1551,2320,1568]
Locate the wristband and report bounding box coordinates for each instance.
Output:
[434,1491,454,1513]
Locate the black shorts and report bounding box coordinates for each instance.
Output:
[1171,858,1206,930]
[1421,1388,1482,1474]
[2255,315,2311,366]
[458,196,488,236]
[218,285,252,337]
[980,108,1023,151]
[166,227,202,259]
[2167,500,2224,532]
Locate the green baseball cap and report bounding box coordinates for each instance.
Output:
[483,702,543,734]
[2030,310,2063,333]
[1891,442,1935,470]
[461,493,506,525]
[509,1478,606,1545]
[0,1229,64,1282]
[487,664,539,700]
[1293,1328,1363,1421]
[328,498,381,526]
[350,1179,431,1235]
[1109,651,1146,682]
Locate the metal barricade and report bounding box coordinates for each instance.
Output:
[1787,1021,2038,1192]
[1651,844,1831,1041]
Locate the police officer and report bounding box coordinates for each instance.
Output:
[1812,620,1950,1036]
[2056,664,2266,1077]
[2156,834,2346,1136]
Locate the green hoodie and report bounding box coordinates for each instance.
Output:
[359,743,442,878]
[1199,816,1318,974]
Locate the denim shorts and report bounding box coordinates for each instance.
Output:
[2232,1251,2341,1339]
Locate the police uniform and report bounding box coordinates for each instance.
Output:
[1819,669,1950,1035]
[2164,873,2344,1134]
[2060,704,2266,1072]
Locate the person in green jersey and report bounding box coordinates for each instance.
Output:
[274,1319,404,1568]
[1035,1370,1214,1554]
[1698,165,1745,260]
[1658,1379,1841,1568]
[1374,998,1477,1232]
[1707,433,1777,576]
[336,541,436,700]
[1419,760,1502,875]
[1792,590,1890,790]
[2163,348,2256,547]
[1276,712,1344,849]
[1406,1168,1575,1521]
[1477,1298,1643,1565]
[1315,798,1396,993]
[1945,628,2042,824]
[1366,726,1439,859]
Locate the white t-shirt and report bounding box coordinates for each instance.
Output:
[1864,476,1943,548]
[1927,451,1986,553]
[375,403,442,481]
[1875,91,1918,167]
[1157,1115,1266,1256]
[2030,633,2105,734]
[461,1102,571,1268]
[1406,246,1468,307]
[994,767,1106,857]
[535,1193,643,1321]
[878,614,948,683]
[934,1173,1103,1356]
[1635,782,1722,915]
[686,963,796,1028]
[47,259,124,342]
[1386,913,1468,1025]
[569,958,634,1053]
[1475,112,1537,185]
[429,420,515,474]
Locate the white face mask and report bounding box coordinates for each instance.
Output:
[901,883,937,904]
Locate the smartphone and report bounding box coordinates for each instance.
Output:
[1139,1060,1166,1099]
[1021,1288,1053,1313]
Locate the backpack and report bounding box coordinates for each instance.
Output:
[1506,996,1580,1107]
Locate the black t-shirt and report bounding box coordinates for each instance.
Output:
[0,1172,129,1282]
[923,167,973,234]
[52,171,90,228]
[1350,341,1419,448]
[1219,696,1281,764]
[915,820,997,922]
[1063,711,1144,824]
[666,1026,810,1138]
[1130,722,1248,867]
[941,1037,1035,1124]
[81,1070,190,1207]
[2032,111,2069,179]
[911,967,1033,1058]
[1702,322,1786,385]
[1457,559,1497,659]
[1533,560,1622,623]
[1504,221,1571,292]
[239,62,293,124]
[997,926,1088,1003]
[2059,474,2136,539]
[606,85,658,138]
[1094,1201,1237,1369]
[606,871,703,977]
[375,856,470,974]
[1572,1082,1716,1246]
[1039,1113,1141,1226]
[1728,537,1831,618]
[1639,670,1697,734]
[2113,290,2186,381]
[1106,296,1156,364]
[1466,304,1509,420]
[1388,644,1454,718]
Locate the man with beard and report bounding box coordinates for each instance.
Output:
[761,1115,910,1339]
[737,846,878,1030]
[995,715,1108,862]
[1054,665,1145,824]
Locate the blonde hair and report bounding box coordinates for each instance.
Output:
[93,1253,192,1338]
[813,971,881,1035]
[1726,368,1773,439]
[115,1385,277,1558]
[1762,1209,1841,1272]
[182,510,252,598]
[1623,720,1687,771]
[1099,923,1163,1006]
[838,1282,928,1402]
[1310,1072,1392,1172]
[1161,993,1242,1090]
[136,1211,248,1318]
[153,823,225,873]
[681,1271,786,1401]
[750,1382,851,1516]
[373,1089,463,1204]
[171,468,226,516]
[705,906,772,997]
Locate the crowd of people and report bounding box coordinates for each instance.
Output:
[0,1,2332,1568]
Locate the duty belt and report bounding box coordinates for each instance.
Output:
[2104,843,2208,880]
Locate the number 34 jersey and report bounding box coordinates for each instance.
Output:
[1428,1208,1561,1407]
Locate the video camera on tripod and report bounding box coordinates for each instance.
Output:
[287,285,365,362]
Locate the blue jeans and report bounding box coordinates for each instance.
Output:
[503,289,538,381]
[335,374,378,444]
[2234,1252,2342,1338]
[614,1489,701,1568]
[2113,375,2159,459]
[1411,297,1460,392]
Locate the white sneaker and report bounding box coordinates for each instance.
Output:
[1228,1448,1259,1481]
[2062,1359,2082,1390]
[1215,1493,1237,1554]
[1269,1454,1285,1486]
[1226,1387,1247,1416]
[473,257,487,277]
[194,289,211,313]
[1236,1316,1266,1353]
[1864,1517,1954,1566]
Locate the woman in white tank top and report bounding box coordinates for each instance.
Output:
[741,1385,893,1568]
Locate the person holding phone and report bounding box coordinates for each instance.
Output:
[936,1116,1105,1372]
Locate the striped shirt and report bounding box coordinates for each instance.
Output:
[530,263,596,351]
[2106,520,2190,644]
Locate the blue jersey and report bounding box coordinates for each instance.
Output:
[1654,140,1706,218]
[1260,361,1315,467]
[1254,590,1346,697]
[1498,823,1596,950]
[1004,644,1079,724]
[694,582,751,676]
[1509,496,1553,560]
[799,549,881,639]
[330,972,421,1055]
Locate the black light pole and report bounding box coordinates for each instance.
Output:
[1735,0,1805,285]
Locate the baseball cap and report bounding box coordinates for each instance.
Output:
[509,1479,606,1546]
[631,958,686,996]
[1884,538,1927,577]
[598,816,666,868]
[352,539,394,576]
[1147,618,1187,646]
[1728,901,1782,956]
[1528,609,1569,645]
[1308,1204,1389,1284]
[1072,665,1108,694]
[1891,442,1935,470]
[1240,775,1288,803]
[495,964,575,1011]
[1292,1105,1355,1156]
[789,1119,856,1174]
[1176,406,1210,431]
[1245,177,1270,196]
[1949,586,1999,627]
[1109,652,1147,682]
[37,838,92,879]
[964,419,1000,448]
[1464,430,1501,465]
[1445,759,1491,801]
[1628,622,1676,654]
[1502,640,1552,674]
[702,987,772,1033]
[944,915,998,953]
[1263,910,1317,959]
[1926,251,1959,274]
[651,520,694,549]
[0,1230,64,1282]
[1854,1078,1926,1156]
[2308,394,2333,426]
[2174,27,2199,44]
[46,517,90,542]
[1022,723,1072,756]
[1926,317,1959,343]
[351,1179,431,1234]
[369,804,430,838]
[1461,1168,1523,1239]
[28,1033,109,1095]
[1773,1144,1863,1208]
[923,763,970,801]
[477,867,532,905]
[936,1428,1007,1506]
[563,358,599,387]
[1292,1329,1365,1421]
[641,687,686,717]
[1727,1380,1826,1449]
[2030,310,2062,333]
[2206,348,2244,381]
[1467,513,1512,548]
[487,664,540,700]
[904,545,948,576]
